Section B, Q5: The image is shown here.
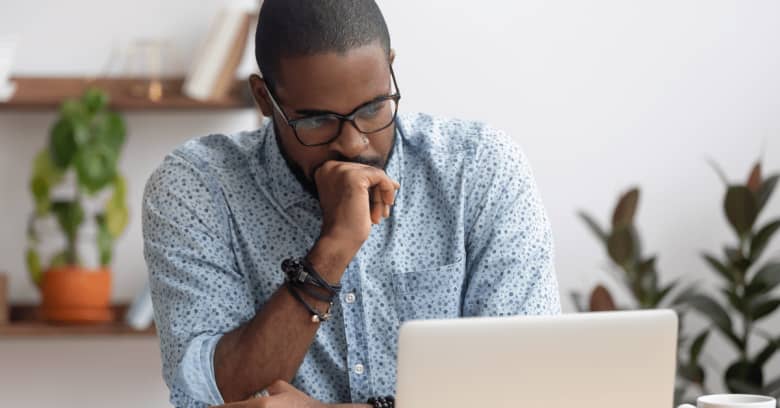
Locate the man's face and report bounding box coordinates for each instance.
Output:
[250,43,397,197]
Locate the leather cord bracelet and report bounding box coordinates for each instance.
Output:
[286,281,333,323]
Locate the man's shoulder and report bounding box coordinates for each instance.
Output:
[167,127,265,173]
[397,112,522,163]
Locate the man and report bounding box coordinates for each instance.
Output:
[142,1,560,407]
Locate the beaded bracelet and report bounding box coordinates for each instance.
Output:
[367,396,395,408]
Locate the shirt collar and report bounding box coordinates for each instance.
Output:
[258,118,405,212]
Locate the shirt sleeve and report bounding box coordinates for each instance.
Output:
[461,127,561,317]
[142,151,256,407]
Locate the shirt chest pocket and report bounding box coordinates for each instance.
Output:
[391,257,466,322]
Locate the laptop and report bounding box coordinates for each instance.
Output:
[395,309,678,408]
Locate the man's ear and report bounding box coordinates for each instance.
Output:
[389,48,396,65]
[248,73,273,118]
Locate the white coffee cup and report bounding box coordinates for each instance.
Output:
[678,394,776,408]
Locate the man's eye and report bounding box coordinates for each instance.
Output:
[357,101,384,119]
[295,116,332,130]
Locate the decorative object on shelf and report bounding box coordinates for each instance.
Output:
[574,188,703,404]
[183,4,258,101]
[0,34,19,101]
[688,158,780,396]
[25,87,129,324]
[125,39,172,102]
[0,272,8,325]
[125,282,154,331]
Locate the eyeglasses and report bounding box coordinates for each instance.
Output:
[264,65,401,147]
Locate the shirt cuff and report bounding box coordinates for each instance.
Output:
[175,332,225,406]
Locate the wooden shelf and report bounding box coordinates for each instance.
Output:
[0,77,255,111]
[0,304,156,337]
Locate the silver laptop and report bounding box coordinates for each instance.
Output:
[395,310,678,408]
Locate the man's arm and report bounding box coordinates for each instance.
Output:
[213,161,399,402]
[461,129,561,317]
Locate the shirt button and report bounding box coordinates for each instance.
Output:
[345,292,356,304]
[354,364,365,375]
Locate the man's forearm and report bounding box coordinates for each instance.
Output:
[214,237,356,402]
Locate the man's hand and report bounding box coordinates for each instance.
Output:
[210,380,369,408]
[308,161,400,283]
[315,160,400,246]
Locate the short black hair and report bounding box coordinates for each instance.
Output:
[255,0,391,91]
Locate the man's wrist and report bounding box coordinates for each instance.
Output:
[306,235,361,284]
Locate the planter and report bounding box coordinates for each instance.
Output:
[40,266,113,323]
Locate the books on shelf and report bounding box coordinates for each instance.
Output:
[183,6,258,101]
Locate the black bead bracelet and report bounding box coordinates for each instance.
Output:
[367,395,395,408]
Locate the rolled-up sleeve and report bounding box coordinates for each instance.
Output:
[462,128,561,317]
[143,151,255,407]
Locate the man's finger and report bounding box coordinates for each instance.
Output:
[265,380,294,395]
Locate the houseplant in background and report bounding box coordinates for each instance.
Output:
[575,188,706,404]
[688,159,780,396]
[25,88,129,323]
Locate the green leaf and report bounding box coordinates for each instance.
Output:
[746,263,780,298]
[578,211,608,243]
[73,143,118,194]
[758,175,779,213]
[612,188,640,229]
[654,280,677,306]
[49,250,69,268]
[750,298,780,321]
[96,214,113,266]
[751,219,780,261]
[29,148,65,215]
[725,186,759,238]
[688,294,742,348]
[725,361,764,394]
[755,337,778,366]
[722,287,744,313]
[49,118,78,168]
[669,283,698,307]
[82,87,109,114]
[607,226,634,266]
[690,330,710,365]
[25,248,42,286]
[104,175,129,238]
[92,111,126,155]
[50,200,84,241]
[702,252,736,283]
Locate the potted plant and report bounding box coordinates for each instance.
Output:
[25,88,129,323]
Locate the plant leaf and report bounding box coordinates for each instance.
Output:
[50,200,84,242]
[82,87,109,114]
[725,186,758,238]
[578,211,608,243]
[49,118,77,168]
[655,279,677,306]
[95,214,113,266]
[612,188,640,229]
[746,262,780,298]
[688,294,742,348]
[25,248,42,286]
[750,219,780,262]
[758,174,779,213]
[750,298,780,321]
[725,361,764,394]
[589,285,617,311]
[747,162,762,194]
[702,252,736,283]
[607,226,634,266]
[73,143,118,194]
[690,330,710,365]
[29,148,64,216]
[755,337,779,366]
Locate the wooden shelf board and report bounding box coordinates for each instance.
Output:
[0,304,156,337]
[0,77,255,111]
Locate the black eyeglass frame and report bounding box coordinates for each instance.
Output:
[263,65,402,147]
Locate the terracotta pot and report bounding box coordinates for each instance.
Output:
[40,266,113,323]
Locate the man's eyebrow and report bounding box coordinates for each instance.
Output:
[293,92,390,116]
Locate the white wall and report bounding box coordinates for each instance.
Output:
[1,0,779,406]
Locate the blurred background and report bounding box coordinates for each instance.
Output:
[0,0,779,406]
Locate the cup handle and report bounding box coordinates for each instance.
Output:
[677,405,696,408]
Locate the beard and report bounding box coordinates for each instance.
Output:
[273,120,394,200]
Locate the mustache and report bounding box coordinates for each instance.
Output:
[309,154,384,180]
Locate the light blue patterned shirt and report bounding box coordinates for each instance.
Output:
[142,112,560,407]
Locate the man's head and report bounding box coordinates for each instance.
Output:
[249,0,397,198]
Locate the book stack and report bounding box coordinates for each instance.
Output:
[183,5,258,101]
